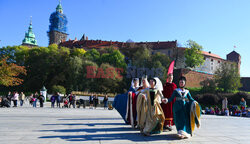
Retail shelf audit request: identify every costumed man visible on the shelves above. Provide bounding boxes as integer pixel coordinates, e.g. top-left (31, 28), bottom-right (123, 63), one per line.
top-left (126, 78), bottom-right (140, 127)
top-left (136, 75), bottom-right (150, 129)
top-left (113, 78), bottom-right (139, 124)
top-left (161, 73), bottom-right (177, 131)
top-left (164, 76), bottom-right (201, 139)
top-left (138, 77), bottom-right (166, 136)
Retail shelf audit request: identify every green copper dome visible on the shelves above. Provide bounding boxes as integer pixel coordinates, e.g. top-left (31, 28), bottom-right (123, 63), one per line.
top-left (56, 1), bottom-right (63, 13)
top-left (22, 17), bottom-right (38, 46)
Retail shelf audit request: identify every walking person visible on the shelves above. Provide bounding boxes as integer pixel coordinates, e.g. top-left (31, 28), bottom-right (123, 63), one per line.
top-left (19, 92), bottom-right (25, 107)
top-left (6, 91), bottom-right (12, 107)
top-left (32, 94), bottom-right (37, 107)
top-left (165, 76), bottom-right (201, 139)
top-left (89, 94), bottom-right (94, 109)
top-left (93, 95), bottom-right (99, 109)
top-left (103, 95), bottom-right (108, 109)
top-left (69, 94), bottom-right (76, 108)
top-left (33, 92), bottom-right (39, 107)
top-left (38, 93), bottom-right (44, 107)
top-left (13, 92), bottom-right (19, 107)
top-left (50, 94), bottom-right (56, 108)
top-left (56, 92), bottom-right (61, 108)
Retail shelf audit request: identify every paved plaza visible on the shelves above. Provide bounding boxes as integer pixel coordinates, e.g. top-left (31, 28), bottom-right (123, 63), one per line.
top-left (0, 103), bottom-right (249, 144)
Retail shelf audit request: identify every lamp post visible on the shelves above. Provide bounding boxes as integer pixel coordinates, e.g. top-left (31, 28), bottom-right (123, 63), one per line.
top-left (40, 86), bottom-right (47, 102)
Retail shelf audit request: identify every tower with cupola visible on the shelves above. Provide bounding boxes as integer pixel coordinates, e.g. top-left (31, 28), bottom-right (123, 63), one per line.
top-left (22, 16), bottom-right (38, 47)
top-left (48, 1), bottom-right (68, 45)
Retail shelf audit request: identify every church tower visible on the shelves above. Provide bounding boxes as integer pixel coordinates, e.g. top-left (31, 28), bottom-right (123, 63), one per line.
top-left (22, 17), bottom-right (38, 47)
top-left (48, 1), bottom-right (68, 45)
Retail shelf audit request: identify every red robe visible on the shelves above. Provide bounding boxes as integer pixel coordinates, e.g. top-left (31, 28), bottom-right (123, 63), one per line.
top-left (126, 87), bottom-right (143, 127)
top-left (161, 82), bottom-right (177, 126)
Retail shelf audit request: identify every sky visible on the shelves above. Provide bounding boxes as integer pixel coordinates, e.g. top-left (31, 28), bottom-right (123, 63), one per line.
top-left (0, 0), bottom-right (249, 77)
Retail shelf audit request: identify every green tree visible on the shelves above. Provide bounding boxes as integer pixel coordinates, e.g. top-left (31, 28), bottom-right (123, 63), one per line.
top-left (84, 49), bottom-right (100, 62)
top-left (215, 63), bottom-right (242, 92)
top-left (51, 85), bottom-right (66, 94)
top-left (184, 40), bottom-right (205, 68)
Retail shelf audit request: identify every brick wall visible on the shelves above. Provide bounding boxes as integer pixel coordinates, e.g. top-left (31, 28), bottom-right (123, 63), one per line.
top-left (173, 68), bottom-right (214, 88)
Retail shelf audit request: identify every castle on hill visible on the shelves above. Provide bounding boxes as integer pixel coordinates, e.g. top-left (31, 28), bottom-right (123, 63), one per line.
top-left (21, 1), bottom-right (241, 78)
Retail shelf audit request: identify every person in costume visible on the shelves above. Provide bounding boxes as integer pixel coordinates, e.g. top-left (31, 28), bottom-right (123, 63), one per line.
top-left (126, 78), bottom-right (140, 127)
top-left (161, 73), bottom-right (177, 131)
top-left (136, 76), bottom-right (150, 129)
top-left (138, 77), bottom-right (165, 136)
top-left (113, 78), bottom-right (139, 124)
top-left (165, 76), bottom-right (201, 139)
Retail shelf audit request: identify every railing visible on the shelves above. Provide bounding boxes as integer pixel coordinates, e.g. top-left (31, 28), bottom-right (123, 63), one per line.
top-left (71, 91), bottom-right (117, 97)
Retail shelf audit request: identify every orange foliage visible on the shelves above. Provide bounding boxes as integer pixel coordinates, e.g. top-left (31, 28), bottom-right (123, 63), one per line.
top-left (0, 57), bottom-right (27, 86)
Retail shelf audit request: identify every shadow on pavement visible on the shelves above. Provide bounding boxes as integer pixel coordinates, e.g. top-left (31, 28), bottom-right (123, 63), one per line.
top-left (43, 122), bottom-right (125, 126)
top-left (39, 132), bottom-right (179, 142)
top-left (39, 118), bottom-right (180, 142)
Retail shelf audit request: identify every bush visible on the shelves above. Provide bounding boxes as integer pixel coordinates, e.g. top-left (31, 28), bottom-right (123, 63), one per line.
top-left (192, 92), bottom-right (250, 108)
top-left (51, 85), bottom-right (66, 94)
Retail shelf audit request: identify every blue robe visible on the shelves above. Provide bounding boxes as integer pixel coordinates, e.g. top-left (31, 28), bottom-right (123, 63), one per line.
top-left (113, 87), bottom-right (136, 123)
top-left (168, 88), bottom-right (194, 136)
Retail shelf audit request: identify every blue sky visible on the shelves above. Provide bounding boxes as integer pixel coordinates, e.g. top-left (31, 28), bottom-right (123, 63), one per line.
top-left (0, 0), bottom-right (249, 77)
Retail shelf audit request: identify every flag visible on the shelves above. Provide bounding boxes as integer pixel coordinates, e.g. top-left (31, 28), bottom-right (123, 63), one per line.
top-left (166, 61), bottom-right (175, 82)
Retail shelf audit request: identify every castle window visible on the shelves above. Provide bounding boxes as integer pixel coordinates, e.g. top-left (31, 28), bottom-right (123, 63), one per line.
top-left (168, 50), bottom-right (171, 56)
top-left (211, 59), bottom-right (213, 62)
top-left (211, 67), bottom-right (213, 70)
top-left (218, 61), bottom-right (220, 63)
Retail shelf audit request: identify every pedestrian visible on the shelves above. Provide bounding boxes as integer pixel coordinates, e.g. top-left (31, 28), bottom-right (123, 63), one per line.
top-left (32, 94), bottom-right (37, 107)
top-left (6, 91), bottom-right (12, 107)
top-left (38, 93), bottom-right (44, 107)
top-left (103, 95), bottom-right (108, 109)
top-left (50, 93), bottom-right (56, 108)
top-left (69, 94), bottom-right (76, 108)
top-left (13, 92), bottom-right (19, 107)
top-left (93, 95), bottom-right (99, 109)
top-left (56, 92), bottom-right (61, 108)
top-left (89, 94), bottom-right (94, 109)
top-left (19, 92), bottom-right (25, 107)
top-left (33, 92), bottom-right (39, 107)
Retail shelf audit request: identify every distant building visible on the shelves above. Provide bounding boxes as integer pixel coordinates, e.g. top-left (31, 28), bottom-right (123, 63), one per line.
top-left (48, 1), bottom-right (68, 45)
top-left (60, 37), bottom-right (241, 75)
top-left (22, 17), bottom-right (37, 47)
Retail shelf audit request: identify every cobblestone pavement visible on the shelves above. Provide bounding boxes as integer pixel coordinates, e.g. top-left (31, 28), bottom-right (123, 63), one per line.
top-left (0, 103), bottom-right (249, 144)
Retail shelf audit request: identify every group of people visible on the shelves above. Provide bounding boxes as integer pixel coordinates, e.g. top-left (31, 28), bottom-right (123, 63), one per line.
top-left (0, 91), bottom-right (45, 108)
top-left (113, 73), bottom-right (201, 139)
top-left (89, 94), bottom-right (109, 109)
top-left (205, 97), bottom-right (249, 117)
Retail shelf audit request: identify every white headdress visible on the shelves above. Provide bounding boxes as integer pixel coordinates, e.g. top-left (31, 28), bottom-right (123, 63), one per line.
top-left (140, 75), bottom-right (149, 88)
top-left (153, 77), bottom-right (163, 91)
top-left (131, 78), bottom-right (139, 89)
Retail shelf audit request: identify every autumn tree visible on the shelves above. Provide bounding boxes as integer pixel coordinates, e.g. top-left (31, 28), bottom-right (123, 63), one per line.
top-left (0, 57), bottom-right (27, 86)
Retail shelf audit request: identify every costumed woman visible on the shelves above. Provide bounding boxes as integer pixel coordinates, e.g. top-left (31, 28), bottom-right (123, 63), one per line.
top-left (136, 76), bottom-right (150, 129)
top-left (126, 78), bottom-right (140, 127)
top-left (161, 73), bottom-right (177, 131)
top-left (113, 78), bottom-right (139, 124)
top-left (165, 76), bottom-right (201, 138)
top-left (138, 77), bottom-right (165, 136)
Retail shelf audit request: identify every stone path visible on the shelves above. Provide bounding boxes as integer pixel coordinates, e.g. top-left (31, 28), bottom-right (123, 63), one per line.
top-left (0, 103), bottom-right (249, 144)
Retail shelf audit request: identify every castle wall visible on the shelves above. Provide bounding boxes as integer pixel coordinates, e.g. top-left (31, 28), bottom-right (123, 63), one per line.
top-left (173, 68), bottom-right (214, 88)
